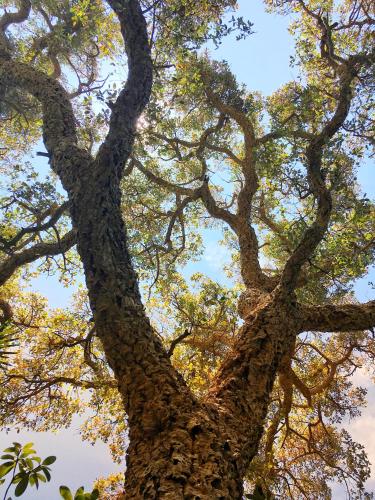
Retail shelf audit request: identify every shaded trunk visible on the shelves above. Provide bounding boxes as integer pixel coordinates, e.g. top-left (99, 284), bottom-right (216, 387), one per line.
top-left (125, 406), bottom-right (243, 498)
top-left (208, 288), bottom-right (299, 475)
top-left (67, 170), bottom-right (244, 498)
top-left (64, 162), bottom-right (298, 498)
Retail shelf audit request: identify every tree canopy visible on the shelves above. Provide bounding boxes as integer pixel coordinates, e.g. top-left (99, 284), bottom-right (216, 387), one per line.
top-left (0, 0), bottom-right (374, 498)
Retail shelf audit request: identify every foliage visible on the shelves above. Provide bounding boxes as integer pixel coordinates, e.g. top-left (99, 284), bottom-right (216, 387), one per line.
top-left (93, 473), bottom-right (124, 500)
top-left (0, 441), bottom-right (99, 500)
top-left (0, 322), bottom-right (17, 368)
top-left (0, 442), bottom-right (55, 499)
top-left (59, 485), bottom-right (99, 500)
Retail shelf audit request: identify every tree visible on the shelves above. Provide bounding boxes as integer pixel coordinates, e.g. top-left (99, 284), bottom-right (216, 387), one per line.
top-left (0, 0), bottom-right (374, 498)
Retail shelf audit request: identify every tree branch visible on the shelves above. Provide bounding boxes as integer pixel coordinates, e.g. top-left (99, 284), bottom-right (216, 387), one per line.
top-left (1, 201), bottom-right (69, 250)
top-left (133, 156), bottom-right (239, 230)
top-left (0, 229), bottom-right (76, 286)
top-left (0, 0), bottom-right (31, 57)
top-left (149, 130), bottom-right (242, 165)
top-left (0, 57), bottom-right (93, 193)
top-left (299, 300), bottom-right (375, 332)
top-left (202, 83), bottom-right (270, 289)
top-left (280, 59), bottom-right (362, 292)
top-left (167, 329), bottom-right (192, 357)
top-left (96, 0), bottom-right (153, 178)
top-left (205, 87), bottom-right (255, 143)
top-left (256, 128), bottom-right (313, 144)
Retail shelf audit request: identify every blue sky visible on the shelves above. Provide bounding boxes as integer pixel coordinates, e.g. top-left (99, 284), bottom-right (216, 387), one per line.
top-left (1, 0), bottom-right (374, 498)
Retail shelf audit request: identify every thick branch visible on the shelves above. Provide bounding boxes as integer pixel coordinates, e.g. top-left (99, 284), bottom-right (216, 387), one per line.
top-left (0, 58), bottom-right (92, 193)
top-left (0, 63), bottom-right (76, 150)
top-left (299, 300), bottom-right (375, 332)
top-left (205, 87), bottom-right (255, 143)
top-left (96, 0), bottom-right (153, 177)
top-left (0, 229), bottom-right (76, 286)
top-left (0, 0), bottom-right (31, 56)
top-left (280, 62), bottom-right (360, 291)
top-left (208, 292), bottom-right (300, 473)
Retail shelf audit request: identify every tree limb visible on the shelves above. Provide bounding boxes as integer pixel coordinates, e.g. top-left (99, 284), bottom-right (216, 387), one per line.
top-left (167, 329), bottom-right (192, 357)
top-left (1, 201), bottom-right (69, 250)
top-left (0, 0), bottom-right (31, 57)
top-left (0, 229), bottom-right (76, 286)
top-left (96, 0), bottom-right (153, 178)
top-left (299, 300), bottom-right (375, 332)
top-left (280, 59), bottom-right (362, 292)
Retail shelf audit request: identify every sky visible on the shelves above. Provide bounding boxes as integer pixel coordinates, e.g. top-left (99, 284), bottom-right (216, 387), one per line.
top-left (1, 0), bottom-right (374, 498)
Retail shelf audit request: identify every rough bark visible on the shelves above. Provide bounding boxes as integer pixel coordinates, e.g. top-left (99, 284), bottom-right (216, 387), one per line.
top-left (299, 300), bottom-right (375, 332)
top-left (208, 288), bottom-right (301, 475)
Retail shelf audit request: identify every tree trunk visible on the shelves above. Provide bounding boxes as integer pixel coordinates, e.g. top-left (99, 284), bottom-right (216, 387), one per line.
top-left (120, 291), bottom-right (298, 499)
top-left (125, 406), bottom-right (244, 499)
top-left (62, 168), bottom-right (297, 497)
top-left (64, 163), bottom-right (297, 495)
top-left (66, 169), bottom-right (243, 498)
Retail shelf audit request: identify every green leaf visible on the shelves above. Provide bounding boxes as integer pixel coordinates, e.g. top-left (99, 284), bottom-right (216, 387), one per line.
top-left (42, 467), bottom-right (51, 482)
top-left (75, 487), bottom-right (84, 495)
top-left (20, 449), bottom-right (35, 458)
top-left (14, 476), bottom-right (29, 497)
top-left (1, 454), bottom-right (15, 460)
top-left (12, 470), bottom-right (27, 484)
top-left (42, 456), bottom-right (56, 466)
top-left (59, 485), bottom-right (73, 500)
top-left (22, 443), bottom-right (34, 450)
top-left (2, 447), bottom-right (16, 453)
top-left (0, 463), bottom-right (14, 478)
top-left (1, 461), bottom-right (15, 469)
top-left (24, 458), bottom-right (34, 469)
top-left (90, 489), bottom-right (99, 499)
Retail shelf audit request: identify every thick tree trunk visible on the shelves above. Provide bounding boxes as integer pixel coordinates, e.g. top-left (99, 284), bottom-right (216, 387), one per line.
top-left (63, 164), bottom-right (297, 497)
top-left (121, 293), bottom-right (298, 499)
top-left (62, 162), bottom-right (296, 495)
top-left (125, 406), bottom-right (243, 499)
top-left (65, 168), bottom-right (242, 497)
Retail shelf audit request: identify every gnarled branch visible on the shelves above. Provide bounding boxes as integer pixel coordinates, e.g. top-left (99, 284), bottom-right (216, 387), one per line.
top-left (0, 229), bottom-right (76, 286)
top-left (96, 0), bottom-right (153, 178)
top-left (280, 59), bottom-right (362, 292)
top-left (299, 300), bottom-right (375, 332)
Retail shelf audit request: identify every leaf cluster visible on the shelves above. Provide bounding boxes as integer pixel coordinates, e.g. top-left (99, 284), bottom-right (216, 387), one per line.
top-left (0, 442), bottom-right (55, 498)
